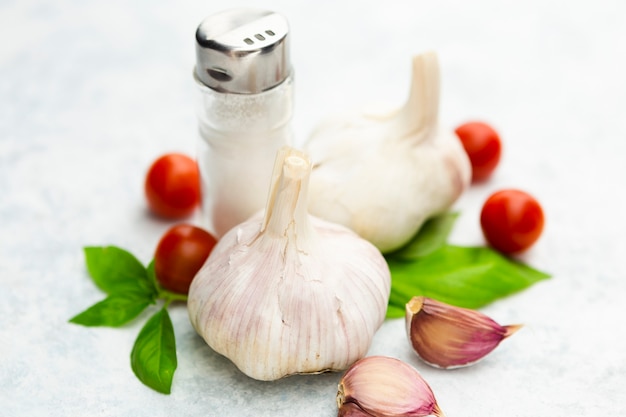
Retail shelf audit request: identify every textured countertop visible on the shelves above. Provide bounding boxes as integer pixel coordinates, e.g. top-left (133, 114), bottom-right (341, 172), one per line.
top-left (2, 0), bottom-right (626, 415)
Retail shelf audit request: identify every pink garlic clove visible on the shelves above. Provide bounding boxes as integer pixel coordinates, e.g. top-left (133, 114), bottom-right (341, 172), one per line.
top-left (337, 356), bottom-right (445, 417)
top-left (405, 296), bottom-right (522, 369)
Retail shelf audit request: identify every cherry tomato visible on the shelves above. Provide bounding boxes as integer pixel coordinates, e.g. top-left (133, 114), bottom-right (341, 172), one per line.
top-left (145, 153), bottom-right (200, 219)
top-left (455, 121), bottom-right (502, 182)
top-left (154, 224), bottom-right (217, 294)
top-left (480, 189), bottom-right (545, 254)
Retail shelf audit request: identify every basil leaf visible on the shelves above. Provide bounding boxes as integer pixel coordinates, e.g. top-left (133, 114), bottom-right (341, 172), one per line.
top-left (388, 212), bottom-right (459, 260)
top-left (69, 292), bottom-right (153, 327)
top-left (131, 308), bottom-right (177, 394)
top-left (84, 246), bottom-right (156, 296)
top-left (385, 303), bottom-right (405, 320)
top-left (386, 244), bottom-right (550, 318)
top-left (146, 259), bottom-right (157, 288)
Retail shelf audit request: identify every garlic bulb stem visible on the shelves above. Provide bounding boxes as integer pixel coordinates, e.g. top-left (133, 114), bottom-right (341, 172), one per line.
top-left (261, 148), bottom-right (314, 245)
top-left (400, 52), bottom-right (440, 139)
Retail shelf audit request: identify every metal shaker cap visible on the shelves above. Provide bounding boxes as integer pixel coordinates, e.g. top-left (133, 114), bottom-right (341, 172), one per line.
top-left (195, 8), bottom-right (291, 94)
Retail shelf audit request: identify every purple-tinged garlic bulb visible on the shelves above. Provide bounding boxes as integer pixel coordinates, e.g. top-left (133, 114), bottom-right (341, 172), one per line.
top-left (188, 147), bottom-right (390, 381)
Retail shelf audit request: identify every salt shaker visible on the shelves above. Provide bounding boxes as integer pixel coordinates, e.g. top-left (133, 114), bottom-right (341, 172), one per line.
top-left (194, 8), bottom-right (294, 237)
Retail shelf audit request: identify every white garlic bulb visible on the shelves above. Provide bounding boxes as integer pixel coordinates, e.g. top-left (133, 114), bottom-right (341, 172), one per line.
top-left (188, 147), bottom-right (391, 381)
top-left (305, 51), bottom-right (472, 253)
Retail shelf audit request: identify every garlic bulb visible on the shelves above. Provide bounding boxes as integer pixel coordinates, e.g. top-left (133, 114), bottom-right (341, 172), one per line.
top-left (337, 356), bottom-right (445, 417)
top-left (187, 147), bottom-right (391, 381)
top-left (304, 51), bottom-right (471, 253)
top-left (406, 296), bottom-right (522, 369)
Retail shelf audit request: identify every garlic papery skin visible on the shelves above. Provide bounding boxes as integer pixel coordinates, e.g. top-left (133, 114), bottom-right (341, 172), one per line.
top-left (187, 147), bottom-right (391, 381)
top-left (337, 356), bottom-right (445, 417)
top-left (406, 296), bottom-right (522, 369)
top-left (304, 51), bottom-right (471, 253)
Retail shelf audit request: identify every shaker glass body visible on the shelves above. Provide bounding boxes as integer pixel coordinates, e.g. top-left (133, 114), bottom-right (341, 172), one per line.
top-left (195, 74), bottom-right (293, 238)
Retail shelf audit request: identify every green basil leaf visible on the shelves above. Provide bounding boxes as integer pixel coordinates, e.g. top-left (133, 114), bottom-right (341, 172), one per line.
top-left (388, 212), bottom-right (459, 260)
top-left (146, 259), bottom-right (158, 291)
top-left (131, 308), bottom-right (177, 394)
top-left (84, 246), bottom-right (156, 296)
top-left (69, 292), bottom-right (153, 327)
top-left (386, 244), bottom-right (550, 318)
top-left (385, 303), bottom-right (405, 320)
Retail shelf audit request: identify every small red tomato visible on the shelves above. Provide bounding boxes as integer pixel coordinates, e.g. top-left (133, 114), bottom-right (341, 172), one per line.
top-left (455, 121), bottom-right (502, 182)
top-left (154, 224), bottom-right (217, 294)
top-left (480, 189), bottom-right (545, 254)
top-left (145, 153), bottom-right (200, 219)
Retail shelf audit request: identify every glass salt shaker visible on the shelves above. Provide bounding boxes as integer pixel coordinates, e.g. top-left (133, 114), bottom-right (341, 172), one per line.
top-left (194, 8), bottom-right (293, 238)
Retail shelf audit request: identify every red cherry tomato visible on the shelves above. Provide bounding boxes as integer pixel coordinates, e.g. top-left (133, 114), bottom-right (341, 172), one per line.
top-left (455, 121), bottom-right (502, 182)
top-left (154, 224), bottom-right (217, 294)
top-left (145, 153), bottom-right (200, 219)
top-left (480, 189), bottom-right (545, 254)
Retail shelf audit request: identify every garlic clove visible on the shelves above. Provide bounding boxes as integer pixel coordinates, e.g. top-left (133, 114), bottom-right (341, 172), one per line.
top-left (405, 296), bottom-right (522, 369)
top-left (337, 356), bottom-right (445, 417)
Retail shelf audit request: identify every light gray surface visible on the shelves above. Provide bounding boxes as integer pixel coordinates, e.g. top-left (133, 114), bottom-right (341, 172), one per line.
top-left (2, 0), bottom-right (626, 415)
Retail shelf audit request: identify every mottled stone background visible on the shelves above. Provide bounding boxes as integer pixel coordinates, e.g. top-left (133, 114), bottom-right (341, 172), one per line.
top-left (1, 0), bottom-right (625, 416)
